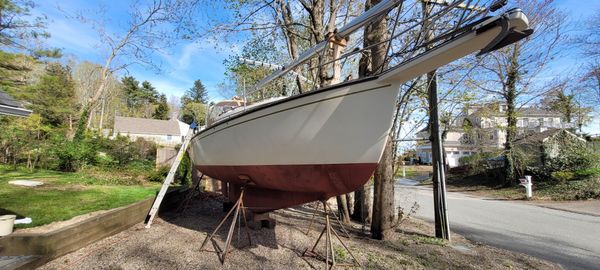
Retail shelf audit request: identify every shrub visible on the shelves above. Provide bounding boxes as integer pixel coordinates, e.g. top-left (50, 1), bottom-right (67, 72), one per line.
top-left (176, 153), bottom-right (193, 186)
top-left (123, 160), bottom-right (155, 174)
top-left (99, 135), bottom-right (157, 166)
top-left (96, 152), bottom-right (118, 167)
top-left (529, 136), bottom-right (599, 182)
top-left (458, 151), bottom-right (502, 175)
top-left (551, 171), bottom-right (575, 183)
top-left (574, 178), bottom-right (600, 200)
top-left (575, 167), bottom-right (600, 178)
top-left (146, 165), bottom-right (169, 182)
top-left (51, 136), bottom-right (98, 172)
top-left (543, 150), bottom-right (598, 174)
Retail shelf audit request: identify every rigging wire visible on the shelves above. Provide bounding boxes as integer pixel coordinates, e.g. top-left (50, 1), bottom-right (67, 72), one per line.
top-left (248, 0), bottom-right (499, 101)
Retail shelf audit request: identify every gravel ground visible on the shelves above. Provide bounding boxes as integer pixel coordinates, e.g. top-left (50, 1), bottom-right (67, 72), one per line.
top-left (39, 193), bottom-right (561, 270)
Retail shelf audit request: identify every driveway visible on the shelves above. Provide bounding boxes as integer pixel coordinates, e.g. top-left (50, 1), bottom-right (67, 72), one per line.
top-left (395, 181), bottom-right (600, 270)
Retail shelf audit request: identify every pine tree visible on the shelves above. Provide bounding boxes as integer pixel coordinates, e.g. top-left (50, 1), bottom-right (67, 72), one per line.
top-left (152, 94), bottom-right (170, 120)
top-left (180, 79), bottom-right (208, 124)
top-left (181, 79), bottom-right (208, 105)
top-left (122, 76), bottom-right (140, 110)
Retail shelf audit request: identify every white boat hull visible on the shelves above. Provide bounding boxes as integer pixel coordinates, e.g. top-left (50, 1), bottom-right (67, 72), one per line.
top-left (189, 79), bottom-right (400, 210)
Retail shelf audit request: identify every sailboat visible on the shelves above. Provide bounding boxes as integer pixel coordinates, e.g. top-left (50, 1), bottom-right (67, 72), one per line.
top-left (188, 0), bottom-right (532, 212)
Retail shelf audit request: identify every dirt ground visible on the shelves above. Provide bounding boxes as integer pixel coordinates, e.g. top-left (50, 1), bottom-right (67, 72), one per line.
top-left (39, 194), bottom-right (561, 270)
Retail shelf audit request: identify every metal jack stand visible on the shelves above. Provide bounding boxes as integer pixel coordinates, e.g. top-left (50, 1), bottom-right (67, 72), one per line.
top-left (200, 187), bottom-right (252, 264)
top-left (305, 201), bottom-right (351, 239)
top-left (303, 201), bottom-right (361, 269)
top-left (305, 201), bottom-right (321, 235)
top-left (176, 173), bottom-right (204, 213)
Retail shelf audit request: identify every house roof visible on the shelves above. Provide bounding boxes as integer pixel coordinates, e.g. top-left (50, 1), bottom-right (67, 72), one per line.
top-left (0, 90), bottom-right (32, 117)
top-left (516, 107), bottom-right (562, 117)
top-left (471, 106), bottom-right (561, 117)
top-left (513, 128), bottom-right (581, 144)
top-left (114, 116), bottom-right (182, 136)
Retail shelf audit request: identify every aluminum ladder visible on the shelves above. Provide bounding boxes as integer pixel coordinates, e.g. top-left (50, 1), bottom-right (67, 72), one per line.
top-left (144, 122), bottom-right (197, 228)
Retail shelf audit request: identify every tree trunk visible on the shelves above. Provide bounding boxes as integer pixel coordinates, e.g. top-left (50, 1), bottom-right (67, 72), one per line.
top-left (352, 0), bottom-right (389, 230)
top-left (360, 0), bottom-right (395, 240)
top-left (87, 106), bottom-right (96, 129)
top-left (504, 44), bottom-right (520, 185)
top-left (345, 192), bottom-right (354, 215)
top-left (279, 0), bottom-right (304, 93)
top-left (371, 133), bottom-right (396, 240)
top-left (352, 186), bottom-right (372, 223)
top-left (336, 195), bottom-right (351, 224)
top-left (301, 0), bottom-right (340, 88)
top-left (99, 97), bottom-right (106, 131)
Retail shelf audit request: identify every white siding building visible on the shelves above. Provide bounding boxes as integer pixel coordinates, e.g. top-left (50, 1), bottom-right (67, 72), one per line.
top-left (416, 103), bottom-right (565, 167)
top-left (113, 116), bottom-right (190, 146)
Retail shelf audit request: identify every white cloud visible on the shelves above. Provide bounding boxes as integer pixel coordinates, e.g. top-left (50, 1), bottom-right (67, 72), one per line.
top-left (177, 43), bottom-right (202, 69)
top-left (46, 18), bottom-right (100, 56)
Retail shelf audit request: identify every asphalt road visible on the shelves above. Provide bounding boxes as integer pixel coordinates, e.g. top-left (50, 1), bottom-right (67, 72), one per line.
top-left (395, 180), bottom-right (600, 270)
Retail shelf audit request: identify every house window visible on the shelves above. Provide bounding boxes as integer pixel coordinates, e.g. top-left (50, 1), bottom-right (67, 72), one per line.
top-left (462, 151), bottom-right (470, 155)
top-left (523, 118), bottom-right (529, 127)
top-left (539, 118), bottom-right (544, 127)
top-left (167, 135), bottom-right (172, 141)
top-left (453, 151), bottom-right (460, 155)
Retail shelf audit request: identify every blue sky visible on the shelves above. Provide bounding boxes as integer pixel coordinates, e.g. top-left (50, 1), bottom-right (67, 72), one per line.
top-left (35, 0), bottom-right (238, 102)
top-left (34, 0), bottom-right (600, 132)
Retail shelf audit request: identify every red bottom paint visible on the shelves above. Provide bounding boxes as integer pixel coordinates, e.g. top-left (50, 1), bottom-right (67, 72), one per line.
top-left (196, 163), bottom-right (378, 212)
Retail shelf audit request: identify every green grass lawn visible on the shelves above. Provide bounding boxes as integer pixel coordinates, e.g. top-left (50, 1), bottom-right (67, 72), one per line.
top-left (0, 165), bottom-right (160, 228)
top-left (394, 165), bottom-right (433, 179)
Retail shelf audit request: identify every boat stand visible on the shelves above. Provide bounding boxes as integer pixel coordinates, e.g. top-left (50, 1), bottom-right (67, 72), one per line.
top-left (200, 186), bottom-right (252, 264)
top-left (303, 201), bottom-right (361, 269)
top-left (305, 201), bottom-right (321, 235)
top-left (305, 201), bottom-right (351, 239)
top-left (176, 173), bottom-right (204, 213)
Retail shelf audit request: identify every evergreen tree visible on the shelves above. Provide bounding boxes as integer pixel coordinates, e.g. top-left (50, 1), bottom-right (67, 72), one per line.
top-left (0, 0), bottom-right (49, 49)
top-left (180, 79), bottom-right (208, 124)
top-left (122, 76), bottom-right (141, 110)
top-left (181, 79), bottom-right (208, 105)
top-left (22, 63), bottom-right (75, 127)
top-left (121, 77), bottom-right (161, 118)
top-left (141, 80), bottom-right (159, 103)
top-left (152, 94), bottom-right (170, 120)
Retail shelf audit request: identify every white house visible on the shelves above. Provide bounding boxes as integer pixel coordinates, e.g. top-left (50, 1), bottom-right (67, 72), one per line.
top-left (113, 116), bottom-right (190, 146)
top-left (416, 103), bottom-right (565, 167)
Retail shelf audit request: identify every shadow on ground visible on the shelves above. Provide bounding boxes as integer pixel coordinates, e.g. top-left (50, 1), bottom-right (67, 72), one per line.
top-left (0, 208), bottom-right (24, 219)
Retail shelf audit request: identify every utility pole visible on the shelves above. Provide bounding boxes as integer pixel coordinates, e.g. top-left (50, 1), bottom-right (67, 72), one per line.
top-left (422, 1), bottom-right (451, 241)
top-left (420, 0), bottom-right (493, 242)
